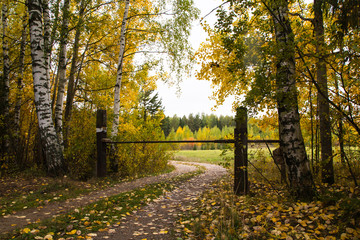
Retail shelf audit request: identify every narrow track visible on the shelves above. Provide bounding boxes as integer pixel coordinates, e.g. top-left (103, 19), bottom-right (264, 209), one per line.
top-left (0, 161), bottom-right (198, 234)
top-left (93, 162), bottom-right (227, 240)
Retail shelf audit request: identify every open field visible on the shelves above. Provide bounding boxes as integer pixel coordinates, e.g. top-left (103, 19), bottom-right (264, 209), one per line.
top-left (173, 148), bottom-right (279, 178)
top-left (173, 150), bottom-right (233, 165)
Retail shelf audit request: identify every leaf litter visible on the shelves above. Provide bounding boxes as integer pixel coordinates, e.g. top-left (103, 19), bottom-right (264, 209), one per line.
top-left (176, 175), bottom-right (360, 240)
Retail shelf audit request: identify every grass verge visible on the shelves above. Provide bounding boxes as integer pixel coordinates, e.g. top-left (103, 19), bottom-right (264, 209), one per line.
top-left (1, 168), bottom-right (204, 240)
top-left (0, 164), bottom-right (175, 217)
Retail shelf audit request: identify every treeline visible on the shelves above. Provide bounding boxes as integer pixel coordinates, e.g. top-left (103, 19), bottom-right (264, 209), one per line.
top-left (161, 114), bottom-right (235, 137)
top-left (160, 114), bottom-right (278, 150)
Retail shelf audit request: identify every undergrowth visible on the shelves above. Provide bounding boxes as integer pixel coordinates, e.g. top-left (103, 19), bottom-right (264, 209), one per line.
top-left (176, 175), bottom-right (360, 240)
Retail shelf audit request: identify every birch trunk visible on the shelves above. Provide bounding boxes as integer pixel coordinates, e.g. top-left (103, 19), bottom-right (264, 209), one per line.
top-left (111, 0), bottom-right (130, 137)
top-left (50, 0), bottom-right (62, 110)
top-left (42, 0), bottom-right (52, 103)
top-left (64, 0), bottom-right (87, 147)
top-left (314, 0), bottom-right (334, 185)
top-left (271, 0), bottom-right (314, 199)
top-left (54, 0), bottom-right (70, 146)
top-left (1, 1), bottom-right (10, 116)
top-left (28, 0), bottom-right (64, 176)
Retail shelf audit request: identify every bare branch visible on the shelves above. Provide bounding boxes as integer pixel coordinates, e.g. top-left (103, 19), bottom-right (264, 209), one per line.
top-left (123, 50), bottom-right (167, 59)
top-left (200, 1), bottom-right (231, 23)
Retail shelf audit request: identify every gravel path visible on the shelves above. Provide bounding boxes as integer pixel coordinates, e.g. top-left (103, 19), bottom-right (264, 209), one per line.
top-left (0, 161), bottom-right (197, 234)
top-left (93, 162), bottom-right (227, 240)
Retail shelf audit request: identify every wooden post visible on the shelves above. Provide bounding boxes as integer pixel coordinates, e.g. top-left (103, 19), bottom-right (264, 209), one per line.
top-left (234, 107), bottom-right (249, 195)
top-left (96, 109), bottom-right (107, 177)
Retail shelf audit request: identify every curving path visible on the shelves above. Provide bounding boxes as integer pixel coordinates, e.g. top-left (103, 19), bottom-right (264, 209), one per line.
top-left (0, 161), bottom-right (198, 234)
top-left (93, 162), bottom-right (227, 239)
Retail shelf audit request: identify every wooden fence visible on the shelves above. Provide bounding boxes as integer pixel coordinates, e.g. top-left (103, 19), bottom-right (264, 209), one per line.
top-left (96, 107), bottom-right (279, 195)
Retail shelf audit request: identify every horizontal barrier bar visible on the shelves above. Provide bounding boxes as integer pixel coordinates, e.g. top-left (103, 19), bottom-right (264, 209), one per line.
top-left (248, 140), bottom-right (280, 144)
top-left (102, 138), bottom-right (280, 144)
top-left (103, 139), bottom-right (235, 144)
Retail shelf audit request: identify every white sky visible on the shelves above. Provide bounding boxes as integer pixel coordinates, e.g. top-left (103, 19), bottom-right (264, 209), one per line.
top-left (156, 0), bottom-right (236, 117)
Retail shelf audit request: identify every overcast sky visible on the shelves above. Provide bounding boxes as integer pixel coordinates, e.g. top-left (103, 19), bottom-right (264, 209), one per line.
top-left (156, 0), bottom-right (236, 117)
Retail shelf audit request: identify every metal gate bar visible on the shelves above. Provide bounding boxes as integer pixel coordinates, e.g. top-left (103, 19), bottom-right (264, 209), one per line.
top-left (96, 108), bottom-right (280, 196)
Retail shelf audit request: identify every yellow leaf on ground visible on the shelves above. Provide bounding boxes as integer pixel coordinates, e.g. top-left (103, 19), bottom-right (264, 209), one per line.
top-left (66, 229), bottom-right (77, 235)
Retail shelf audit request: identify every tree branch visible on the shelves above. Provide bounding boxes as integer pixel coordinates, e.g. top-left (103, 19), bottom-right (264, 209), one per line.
top-left (200, 1), bottom-right (230, 22)
top-left (123, 50), bottom-right (167, 59)
top-left (289, 12), bottom-right (314, 23)
top-left (296, 45), bottom-right (360, 136)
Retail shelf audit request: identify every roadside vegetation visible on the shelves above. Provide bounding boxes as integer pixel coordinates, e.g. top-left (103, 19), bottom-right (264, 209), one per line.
top-left (175, 150), bottom-right (360, 240)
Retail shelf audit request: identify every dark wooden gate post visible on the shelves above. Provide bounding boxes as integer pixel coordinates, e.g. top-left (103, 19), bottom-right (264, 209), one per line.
top-left (96, 109), bottom-right (107, 177)
top-left (234, 107), bottom-right (249, 195)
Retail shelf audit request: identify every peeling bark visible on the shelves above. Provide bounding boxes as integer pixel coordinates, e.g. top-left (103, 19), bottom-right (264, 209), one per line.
top-left (42, 0), bottom-right (52, 102)
top-left (28, 0), bottom-right (65, 176)
top-left (271, 0), bottom-right (314, 199)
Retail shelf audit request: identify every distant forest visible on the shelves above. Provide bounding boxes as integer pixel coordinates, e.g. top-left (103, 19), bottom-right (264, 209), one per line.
top-left (160, 114), bottom-right (278, 150)
top-left (161, 114), bottom-right (235, 137)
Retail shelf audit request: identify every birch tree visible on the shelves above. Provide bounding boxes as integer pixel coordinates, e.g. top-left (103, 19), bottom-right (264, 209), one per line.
top-left (110, 0), bottom-right (199, 137)
top-left (268, 0), bottom-right (314, 199)
top-left (111, 0), bottom-right (130, 137)
top-left (28, 0), bottom-right (65, 175)
top-left (197, 0), bottom-right (315, 199)
top-left (54, 0), bottom-right (71, 145)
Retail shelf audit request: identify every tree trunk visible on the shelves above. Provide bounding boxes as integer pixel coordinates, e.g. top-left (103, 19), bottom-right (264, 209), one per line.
top-left (64, 0), bottom-right (87, 148)
top-left (1, 1), bottom-right (10, 116)
top-left (54, 0), bottom-right (70, 146)
top-left (111, 0), bottom-right (130, 137)
top-left (42, 0), bottom-right (52, 103)
top-left (14, 12), bottom-right (28, 166)
top-left (334, 76), bottom-right (345, 164)
top-left (271, 0), bottom-right (315, 199)
top-left (309, 83), bottom-right (315, 172)
top-left (50, 0), bottom-right (62, 110)
top-left (314, 0), bottom-right (334, 185)
top-left (28, 0), bottom-right (65, 176)
top-left (1, 1), bottom-right (10, 159)
top-left (15, 13), bottom-right (27, 137)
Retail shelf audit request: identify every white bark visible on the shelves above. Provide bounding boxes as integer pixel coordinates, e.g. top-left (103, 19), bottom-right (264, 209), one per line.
top-left (28, 0), bottom-right (64, 175)
top-left (55, 0), bottom-right (70, 146)
top-left (271, 0), bottom-right (314, 199)
top-left (111, 0), bottom-right (130, 137)
top-left (42, 0), bottom-right (52, 103)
